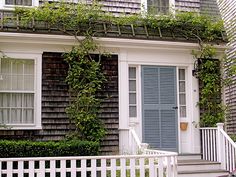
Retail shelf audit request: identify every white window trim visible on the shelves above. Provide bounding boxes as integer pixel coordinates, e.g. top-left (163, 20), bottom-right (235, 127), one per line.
top-left (141, 0), bottom-right (175, 14)
top-left (128, 65), bottom-right (141, 124)
top-left (3, 0), bottom-right (38, 10)
top-left (0, 52), bottom-right (42, 130)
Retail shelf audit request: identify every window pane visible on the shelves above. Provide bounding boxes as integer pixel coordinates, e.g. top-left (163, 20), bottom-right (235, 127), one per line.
top-left (22, 0), bottom-right (32, 6)
top-left (179, 81), bottom-right (185, 92)
top-left (5, 0), bottom-right (32, 6)
top-left (0, 108), bottom-right (10, 124)
top-left (11, 108), bottom-right (22, 123)
top-left (179, 69), bottom-right (185, 80)
top-left (11, 93), bottom-right (23, 107)
top-left (12, 61), bottom-right (23, 75)
top-left (5, 0), bottom-right (14, 5)
top-left (129, 106), bottom-right (137, 117)
top-left (0, 93), bottom-right (11, 107)
top-left (24, 61), bottom-right (34, 75)
top-left (24, 94), bottom-right (34, 107)
top-left (23, 109), bottom-right (34, 123)
top-left (179, 93), bottom-right (186, 105)
top-left (0, 75), bottom-right (11, 90)
top-left (12, 75), bottom-right (23, 90)
top-left (129, 67), bottom-right (136, 79)
top-left (180, 106), bottom-right (186, 118)
top-left (1, 59), bottom-right (11, 74)
top-left (129, 93), bottom-right (136, 105)
top-left (129, 80), bottom-right (136, 91)
top-left (24, 75), bottom-right (34, 91)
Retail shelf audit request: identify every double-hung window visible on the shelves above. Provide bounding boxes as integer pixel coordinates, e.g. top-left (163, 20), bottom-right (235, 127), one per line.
top-left (148, 0), bottom-right (169, 14)
top-left (5, 0), bottom-right (32, 6)
top-left (0, 56), bottom-right (40, 128)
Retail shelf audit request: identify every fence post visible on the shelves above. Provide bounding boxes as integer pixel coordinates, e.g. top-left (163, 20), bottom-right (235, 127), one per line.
top-left (217, 123), bottom-right (224, 168)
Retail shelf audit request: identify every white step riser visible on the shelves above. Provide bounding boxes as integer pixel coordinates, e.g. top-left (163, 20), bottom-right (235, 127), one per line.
top-left (178, 172), bottom-right (228, 177)
top-left (178, 155), bottom-right (202, 161)
top-left (178, 163), bottom-right (221, 171)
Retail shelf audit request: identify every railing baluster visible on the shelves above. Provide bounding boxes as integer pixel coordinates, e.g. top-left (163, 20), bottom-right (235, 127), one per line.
top-left (222, 135), bottom-right (226, 170)
top-left (233, 148), bottom-right (236, 172)
top-left (101, 159), bottom-right (106, 177)
top-left (91, 159), bottom-right (96, 177)
top-left (61, 160), bottom-right (66, 177)
top-left (139, 158), bottom-right (145, 177)
top-left (50, 160), bottom-right (56, 177)
top-left (111, 159), bottom-right (116, 177)
top-left (149, 158), bottom-right (155, 177)
top-left (71, 160), bottom-right (76, 177)
top-left (229, 143), bottom-right (232, 172)
top-left (158, 157), bottom-right (164, 177)
top-left (213, 129), bottom-right (216, 161)
top-left (81, 159), bottom-right (86, 177)
top-left (28, 160), bottom-right (34, 177)
top-left (210, 129), bottom-right (213, 161)
top-left (7, 161), bottom-right (13, 177)
top-left (18, 161), bottom-right (24, 177)
top-left (39, 160), bottom-right (45, 177)
top-left (202, 129), bottom-right (205, 160)
top-left (130, 158), bottom-right (135, 177)
top-left (120, 158), bottom-right (126, 177)
top-left (166, 157), bottom-right (171, 177)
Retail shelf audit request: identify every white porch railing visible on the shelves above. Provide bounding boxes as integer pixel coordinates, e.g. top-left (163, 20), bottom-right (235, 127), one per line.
top-left (200, 123), bottom-right (236, 172)
top-left (128, 128), bottom-right (178, 176)
top-left (0, 154), bottom-right (177, 177)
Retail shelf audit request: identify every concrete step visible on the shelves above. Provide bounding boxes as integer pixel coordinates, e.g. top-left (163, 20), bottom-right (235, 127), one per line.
top-left (177, 153), bottom-right (202, 161)
top-left (177, 158), bottom-right (229, 177)
top-left (178, 159), bottom-right (221, 171)
top-left (178, 169), bottom-right (229, 177)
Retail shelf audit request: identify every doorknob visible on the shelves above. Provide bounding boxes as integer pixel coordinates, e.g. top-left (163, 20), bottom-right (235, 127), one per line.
top-left (172, 106), bottom-right (178, 109)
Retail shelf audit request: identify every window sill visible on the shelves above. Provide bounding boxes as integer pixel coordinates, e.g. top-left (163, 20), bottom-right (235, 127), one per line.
top-left (3, 5), bottom-right (34, 10)
top-left (0, 125), bottom-right (42, 130)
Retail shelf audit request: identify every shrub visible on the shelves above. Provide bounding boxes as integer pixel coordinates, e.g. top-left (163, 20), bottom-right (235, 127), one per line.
top-left (0, 140), bottom-right (100, 158)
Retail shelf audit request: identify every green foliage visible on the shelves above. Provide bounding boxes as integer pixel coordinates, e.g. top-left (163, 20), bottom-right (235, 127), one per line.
top-left (15, 2), bottom-right (225, 42)
top-left (13, 2), bottom-right (230, 133)
top-left (64, 38), bottom-right (106, 142)
top-left (0, 140), bottom-right (100, 158)
top-left (195, 45), bottom-right (225, 127)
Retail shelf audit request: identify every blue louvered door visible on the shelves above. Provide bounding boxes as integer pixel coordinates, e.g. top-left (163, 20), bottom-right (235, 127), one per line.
top-left (142, 66), bottom-right (178, 152)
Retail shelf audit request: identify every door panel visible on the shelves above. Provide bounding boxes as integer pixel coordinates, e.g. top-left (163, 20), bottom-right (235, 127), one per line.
top-left (142, 66), bottom-right (178, 152)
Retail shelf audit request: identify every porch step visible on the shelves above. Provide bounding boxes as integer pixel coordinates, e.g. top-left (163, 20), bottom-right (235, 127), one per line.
top-left (177, 153), bottom-right (202, 160)
top-left (177, 159), bottom-right (229, 177)
top-left (178, 159), bottom-right (221, 171)
top-left (178, 169), bottom-right (229, 177)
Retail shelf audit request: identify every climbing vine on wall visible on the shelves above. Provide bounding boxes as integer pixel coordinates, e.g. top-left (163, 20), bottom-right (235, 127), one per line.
top-left (193, 45), bottom-right (225, 127)
top-left (64, 38), bottom-right (106, 142)
top-left (14, 1), bottom-right (229, 135)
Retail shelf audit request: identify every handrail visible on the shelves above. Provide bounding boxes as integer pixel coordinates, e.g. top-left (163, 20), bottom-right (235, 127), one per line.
top-left (201, 123), bottom-right (236, 172)
top-left (129, 128), bottom-right (142, 149)
top-left (220, 129), bottom-right (236, 149)
top-left (129, 127), bottom-right (177, 156)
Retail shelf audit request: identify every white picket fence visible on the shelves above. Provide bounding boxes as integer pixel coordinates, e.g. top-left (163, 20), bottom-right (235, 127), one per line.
top-left (200, 123), bottom-right (236, 172)
top-left (0, 153), bottom-right (177, 177)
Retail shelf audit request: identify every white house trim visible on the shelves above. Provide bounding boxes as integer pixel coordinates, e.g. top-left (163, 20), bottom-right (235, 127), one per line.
top-left (0, 52), bottom-right (42, 130)
top-left (0, 32), bottom-right (227, 52)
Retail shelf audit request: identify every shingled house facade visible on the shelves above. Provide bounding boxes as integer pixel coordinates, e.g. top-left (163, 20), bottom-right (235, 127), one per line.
top-left (0, 0), bottom-right (226, 154)
top-left (217, 0), bottom-right (236, 136)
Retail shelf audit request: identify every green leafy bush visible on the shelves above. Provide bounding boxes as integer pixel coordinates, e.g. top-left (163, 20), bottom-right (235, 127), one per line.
top-left (0, 140), bottom-right (100, 158)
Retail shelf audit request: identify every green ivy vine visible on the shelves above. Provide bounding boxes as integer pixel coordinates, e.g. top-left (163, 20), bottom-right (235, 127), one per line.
top-left (193, 45), bottom-right (225, 127)
top-left (13, 1), bottom-right (231, 135)
top-left (64, 38), bottom-right (106, 142)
